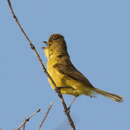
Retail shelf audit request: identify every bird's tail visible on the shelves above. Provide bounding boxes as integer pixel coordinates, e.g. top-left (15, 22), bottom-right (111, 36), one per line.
top-left (93, 88), bottom-right (123, 102)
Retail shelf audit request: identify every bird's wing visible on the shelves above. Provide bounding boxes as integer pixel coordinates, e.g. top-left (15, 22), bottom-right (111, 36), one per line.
top-left (53, 59), bottom-right (94, 88)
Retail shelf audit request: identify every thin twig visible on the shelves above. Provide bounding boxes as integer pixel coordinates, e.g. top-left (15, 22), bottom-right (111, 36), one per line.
top-left (16, 108), bottom-right (41, 130)
top-left (38, 102), bottom-right (54, 130)
top-left (7, 0), bottom-right (76, 130)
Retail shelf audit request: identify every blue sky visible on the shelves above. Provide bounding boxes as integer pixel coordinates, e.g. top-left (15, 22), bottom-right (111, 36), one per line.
top-left (0, 0), bottom-right (130, 130)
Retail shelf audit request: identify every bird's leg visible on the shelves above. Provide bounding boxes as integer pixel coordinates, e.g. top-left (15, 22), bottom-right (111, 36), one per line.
top-left (54, 86), bottom-right (78, 111)
top-left (67, 96), bottom-right (78, 110)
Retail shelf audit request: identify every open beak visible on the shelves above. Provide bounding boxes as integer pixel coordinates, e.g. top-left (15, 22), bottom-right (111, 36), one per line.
top-left (43, 41), bottom-right (48, 44)
top-left (42, 41), bottom-right (48, 49)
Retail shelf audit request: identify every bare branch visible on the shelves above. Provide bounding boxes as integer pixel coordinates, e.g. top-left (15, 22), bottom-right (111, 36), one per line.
top-left (7, 0), bottom-right (76, 130)
top-left (16, 108), bottom-right (41, 130)
top-left (38, 102), bottom-right (54, 130)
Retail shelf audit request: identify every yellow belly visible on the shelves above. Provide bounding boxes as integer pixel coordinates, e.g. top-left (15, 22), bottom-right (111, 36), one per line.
top-left (47, 57), bottom-right (93, 96)
top-left (47, 65), bottom-right (93, 96)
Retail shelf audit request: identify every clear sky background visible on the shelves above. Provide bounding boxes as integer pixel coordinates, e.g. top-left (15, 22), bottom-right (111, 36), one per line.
top-left (0, 0), bottom-right (130, 130)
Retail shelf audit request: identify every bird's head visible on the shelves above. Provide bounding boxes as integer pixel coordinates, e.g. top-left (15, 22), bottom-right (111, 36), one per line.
top-left (42, 33), bottom-right (67, 59)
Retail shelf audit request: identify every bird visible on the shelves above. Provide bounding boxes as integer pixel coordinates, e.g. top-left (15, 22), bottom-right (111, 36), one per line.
top-left (42, 33), bottom-right (123, 103)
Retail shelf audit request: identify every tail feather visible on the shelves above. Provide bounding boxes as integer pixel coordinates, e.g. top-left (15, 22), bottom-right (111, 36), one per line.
top-left (93, 88), bottom-right (123, 103)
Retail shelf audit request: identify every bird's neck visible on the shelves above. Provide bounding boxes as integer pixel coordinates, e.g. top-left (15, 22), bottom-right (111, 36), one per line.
top-left (48, 43), bottom-right (69, 60)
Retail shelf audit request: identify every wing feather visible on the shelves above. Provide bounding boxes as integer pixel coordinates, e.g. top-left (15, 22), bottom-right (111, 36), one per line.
top-left (53, 59), bottom-right (94, 88)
